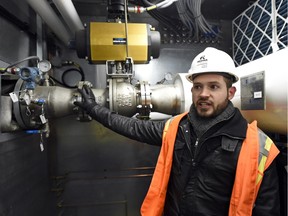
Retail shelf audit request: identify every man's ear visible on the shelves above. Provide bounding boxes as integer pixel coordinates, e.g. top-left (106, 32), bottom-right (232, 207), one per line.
top-left (228, 86), bottom-right (236, 100)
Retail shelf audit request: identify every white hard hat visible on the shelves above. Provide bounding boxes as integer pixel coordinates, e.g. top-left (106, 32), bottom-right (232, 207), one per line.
top-left (186, 47), bottom-right (239, 83)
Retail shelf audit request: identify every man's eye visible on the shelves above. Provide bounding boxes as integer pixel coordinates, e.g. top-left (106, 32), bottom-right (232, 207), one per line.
top-left (210, 85), bottom-right (219, 90)
top-left (193, 85), bottom-right (201, 90)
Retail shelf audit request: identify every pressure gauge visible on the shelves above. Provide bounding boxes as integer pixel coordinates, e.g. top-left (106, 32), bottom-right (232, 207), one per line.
top-left (37, 60), bottom-right (51, 73)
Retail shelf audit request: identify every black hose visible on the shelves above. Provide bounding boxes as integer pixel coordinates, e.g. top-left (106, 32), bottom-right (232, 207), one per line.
top-left (61, 67), bottom-right (85, 88)
top-left (50, 61), bottom-right (85, 88)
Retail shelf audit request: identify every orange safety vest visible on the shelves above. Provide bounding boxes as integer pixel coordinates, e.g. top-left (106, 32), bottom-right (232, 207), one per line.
top-left (140, 113), bottom-right (279, 216)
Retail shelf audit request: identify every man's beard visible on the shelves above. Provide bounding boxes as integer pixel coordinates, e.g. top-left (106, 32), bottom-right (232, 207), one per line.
top-left (194, 98), bottom-right (229, 118)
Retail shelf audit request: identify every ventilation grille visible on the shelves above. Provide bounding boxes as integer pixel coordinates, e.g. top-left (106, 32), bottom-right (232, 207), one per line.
top-left (232, 0), bottom-right (288, 66)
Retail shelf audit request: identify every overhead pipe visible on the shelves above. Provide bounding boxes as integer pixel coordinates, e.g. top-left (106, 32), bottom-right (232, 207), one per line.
top-left (52, 0), bottom-right (84, 34)
top-left (26, 0), bottom-right (72, 46)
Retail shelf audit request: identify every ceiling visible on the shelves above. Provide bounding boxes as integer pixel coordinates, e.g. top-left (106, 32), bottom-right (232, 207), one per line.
top-left (0, 0), bottom-right (256, 52)
top-left (0, 0), bottom-right (254, 38)
top-left (201, 0), bottom-right (254, 20)
top-left (0, 0), bottom-right (255, 24)
top-left (71, 0), bottom-right (254, 20)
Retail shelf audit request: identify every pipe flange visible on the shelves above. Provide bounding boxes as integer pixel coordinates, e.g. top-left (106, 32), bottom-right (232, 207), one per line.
top-left (136, 81), bottom-right (152, 119)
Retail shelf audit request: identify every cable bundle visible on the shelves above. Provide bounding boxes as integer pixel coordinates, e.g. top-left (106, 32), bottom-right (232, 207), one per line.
top-left (131, 0), bottom-right (218, 39)
top-left (176, 0), bottom-right (218, 39)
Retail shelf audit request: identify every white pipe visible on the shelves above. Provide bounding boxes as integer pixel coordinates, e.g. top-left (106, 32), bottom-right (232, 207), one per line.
top-left (52, 0), bottom-right (84, 34)
top-left (26, 0), bottom-right (72, 46)
top-left (232, 47), bottom-right (288, 134)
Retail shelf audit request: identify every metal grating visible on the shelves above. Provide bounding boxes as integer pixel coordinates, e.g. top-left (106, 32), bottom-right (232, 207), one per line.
top-left (232, 0), bottom-right (288, 66)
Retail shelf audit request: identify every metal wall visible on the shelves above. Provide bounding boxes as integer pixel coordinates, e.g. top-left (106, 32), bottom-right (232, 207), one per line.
top-left (1, 1), bottom-right (286, 215)
top-left (0, 132), bottom-right (55, 215)
top-left (48, 116), bottom-right (159, 215)
top-left (0, 4), bottom-right (56, 215)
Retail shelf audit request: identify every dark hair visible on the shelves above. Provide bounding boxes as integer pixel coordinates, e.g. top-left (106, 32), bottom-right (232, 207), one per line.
top-left (223, 76), bottom-right (233, 88)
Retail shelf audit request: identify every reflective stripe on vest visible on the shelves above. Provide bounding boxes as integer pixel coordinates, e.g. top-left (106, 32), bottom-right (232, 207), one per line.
top-left (256, 129), bottom-right (274, 185)
top-left (229, 121), bottom-right (279, 216)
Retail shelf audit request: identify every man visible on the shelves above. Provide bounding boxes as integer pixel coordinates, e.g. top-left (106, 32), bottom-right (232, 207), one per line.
top-left (75, 47), bottom-right (280, 216)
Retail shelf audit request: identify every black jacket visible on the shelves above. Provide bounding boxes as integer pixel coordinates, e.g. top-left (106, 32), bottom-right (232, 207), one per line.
top-left (87, 105), bottom-right (280, 216)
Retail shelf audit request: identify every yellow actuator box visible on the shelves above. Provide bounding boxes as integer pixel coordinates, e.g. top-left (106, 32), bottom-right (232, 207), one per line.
top-left (76, 22), bottom-right (160, 64)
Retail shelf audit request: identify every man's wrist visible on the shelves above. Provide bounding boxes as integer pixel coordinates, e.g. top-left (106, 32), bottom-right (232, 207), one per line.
top-left (86, 102), bottom-right (98, 114)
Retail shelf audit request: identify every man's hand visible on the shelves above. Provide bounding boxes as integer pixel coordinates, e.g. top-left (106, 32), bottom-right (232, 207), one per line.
top-left (74, 85), bottom-right (97, 112)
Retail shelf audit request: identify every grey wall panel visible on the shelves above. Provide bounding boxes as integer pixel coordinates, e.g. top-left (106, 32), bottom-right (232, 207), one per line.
top-left (48, 116), bottom-right (160, 216)
top-left (59, 173), bottom-right (152, 216)
top-left (0, 18), bottom-right (31, 65)
top-left (0, 133), bottom-right (56, 216)
top-left (0, 9), bottom-right (55, 215)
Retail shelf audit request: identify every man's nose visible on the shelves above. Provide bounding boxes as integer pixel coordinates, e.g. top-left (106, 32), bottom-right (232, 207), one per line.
top-left (199, 87), bottom-right (210, 97)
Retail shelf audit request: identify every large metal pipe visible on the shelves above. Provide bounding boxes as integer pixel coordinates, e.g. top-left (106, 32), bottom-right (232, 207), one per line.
top-left (106, 73), bottom-right (191, 117)
top-left (232, 47), bottom-right (288, 135)
top-left (43, 73), bottom-right (190, 118)
top-left (150, 73), bottom-right (192, 115)
top-left (3, 74), bottom-right (191, 131)
top-left (26, 0), bottom-right (72, 46)
top-left (52, 0), bottom-right (84, 34)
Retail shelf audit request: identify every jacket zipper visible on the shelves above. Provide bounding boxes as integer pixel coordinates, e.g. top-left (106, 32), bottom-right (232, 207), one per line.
top-left (180, 125), bottom-right (193, 159)
top-left (180, 124), bottom-right (201, 162)
top-left (193, 138), bottom-right (199, 161)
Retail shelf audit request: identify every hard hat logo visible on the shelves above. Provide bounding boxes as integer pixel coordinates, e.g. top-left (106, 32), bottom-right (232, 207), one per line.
top-left (196, 55), bottom-right (208, 69)
top-left (186, 47), bottom-right (239, 84)
top-left (199, 56), bottom-right (207, 62)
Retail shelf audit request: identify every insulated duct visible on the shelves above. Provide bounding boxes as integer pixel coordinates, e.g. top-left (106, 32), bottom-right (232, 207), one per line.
top-left (52, 0), bottom-right (84, 33)
top-left (26, 0), bottom-right (73, 46)
top-left (232, 47), bottom-right (288, 135)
